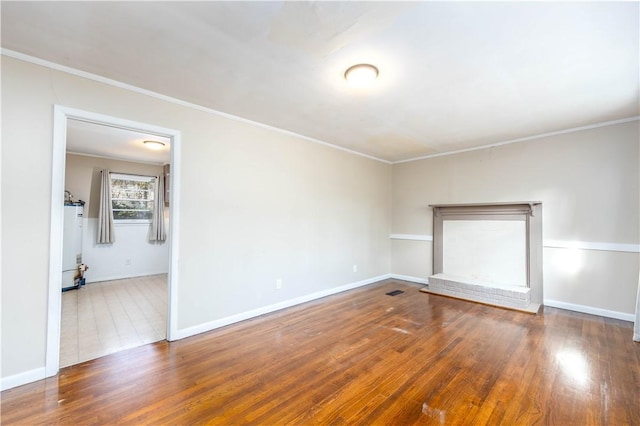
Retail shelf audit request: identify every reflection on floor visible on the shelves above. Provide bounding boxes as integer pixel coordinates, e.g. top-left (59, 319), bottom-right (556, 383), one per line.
top-left (60, 274), bottom-right (167, 368)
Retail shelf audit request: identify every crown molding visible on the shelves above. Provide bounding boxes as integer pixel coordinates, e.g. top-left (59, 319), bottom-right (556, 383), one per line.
top-left (393, 116), bottom-right (640, 164)
top-left (1, 49), bottom-right (391, 165)
top-left (3, 49), bottom-right (637, 166)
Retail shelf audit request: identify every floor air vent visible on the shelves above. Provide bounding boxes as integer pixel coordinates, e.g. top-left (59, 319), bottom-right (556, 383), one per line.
top-left (385, 290), bottom-right (404, 296)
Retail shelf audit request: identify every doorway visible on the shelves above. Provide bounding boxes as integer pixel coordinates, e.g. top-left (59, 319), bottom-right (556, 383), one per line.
top-left (46, 106), bottom-right (180, 377)
top-left (61, 120), bottom-right (171, 366)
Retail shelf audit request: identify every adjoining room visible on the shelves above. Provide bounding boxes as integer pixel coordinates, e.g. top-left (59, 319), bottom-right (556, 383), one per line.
top-left (60, 120), bottom-right (171, 366)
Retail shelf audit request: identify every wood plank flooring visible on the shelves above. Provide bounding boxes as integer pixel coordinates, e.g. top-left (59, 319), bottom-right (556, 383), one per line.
top-left (2, 279), bottom-right (639, 425)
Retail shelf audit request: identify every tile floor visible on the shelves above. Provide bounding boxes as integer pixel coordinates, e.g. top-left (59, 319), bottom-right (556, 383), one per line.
top-left (60, 274), bottom-right (167, 368)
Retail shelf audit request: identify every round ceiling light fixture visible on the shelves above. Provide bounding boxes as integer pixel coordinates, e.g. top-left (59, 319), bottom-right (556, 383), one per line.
top-left (344, 64), bottom-right (379, 88)
top-left (143, 140), bottom-right (166, 150)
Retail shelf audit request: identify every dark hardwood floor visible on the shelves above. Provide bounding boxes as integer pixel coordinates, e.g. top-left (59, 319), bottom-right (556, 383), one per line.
top-left (2, 280), bottom-right (639, 425)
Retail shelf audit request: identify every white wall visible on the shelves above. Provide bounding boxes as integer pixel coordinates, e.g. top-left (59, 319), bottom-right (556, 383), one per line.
top-left (65, 154), bottom-right (169, 282)
top-left (1, 56), bottom-right (391, 384)
top-left (82, 220), bottom-right (169, 282)
top-left (391, 120), bottom-right (640, 317)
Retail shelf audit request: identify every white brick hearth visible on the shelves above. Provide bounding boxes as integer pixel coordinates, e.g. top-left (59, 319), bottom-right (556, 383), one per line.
top-left (428, 203), bottom-right (544, 311)
top-left (423, 273), bottom-right (540, 313)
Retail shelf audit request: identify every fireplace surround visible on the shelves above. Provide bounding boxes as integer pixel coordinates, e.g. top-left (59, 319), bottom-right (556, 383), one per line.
top-left (425, 202), bottom-right (543, 313)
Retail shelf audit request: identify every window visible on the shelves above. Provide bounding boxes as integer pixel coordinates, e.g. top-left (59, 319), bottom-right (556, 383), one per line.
top-left (110, 173), bottom-right (155, 222)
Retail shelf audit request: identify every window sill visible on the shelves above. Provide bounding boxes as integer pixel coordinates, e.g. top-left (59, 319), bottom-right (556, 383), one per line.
top-left (114, 220), bottom-right (152, 225)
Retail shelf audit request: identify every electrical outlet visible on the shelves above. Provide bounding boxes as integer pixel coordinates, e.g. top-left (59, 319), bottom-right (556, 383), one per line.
top-left (276, 279), bottom-right (282, 289)
top-left (353, 264), bottom-right (358, 273)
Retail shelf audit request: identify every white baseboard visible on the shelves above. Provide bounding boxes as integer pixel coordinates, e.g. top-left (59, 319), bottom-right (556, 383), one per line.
top-left (390, 234), bottom-right (433, 242)
top-left (544, 299), bottom-right (635, 322)
top-left (1, 367), bottom-right (46, 391)
top-left (85, 270), bottom-right (168, 284)
top-left (172, 274), bottom-right (392, 341)
top-left (389, 274), bottom-right (428, 284)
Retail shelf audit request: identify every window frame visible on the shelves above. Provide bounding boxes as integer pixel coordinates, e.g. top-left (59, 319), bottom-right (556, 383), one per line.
top-left (110, 173), bottom-right (156, 224)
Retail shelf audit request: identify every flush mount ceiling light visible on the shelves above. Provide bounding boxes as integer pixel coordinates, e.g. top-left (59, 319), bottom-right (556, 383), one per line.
top-left (344, 64), bottom-right (379, 88)
top-left (143, 140), bottom-right (165, 150)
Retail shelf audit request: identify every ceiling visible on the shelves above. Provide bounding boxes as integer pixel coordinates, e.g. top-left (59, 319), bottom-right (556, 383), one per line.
top-left (67, 119), bottom-right (171, 165)
top-left (2, 1), bottom-right (638, 162)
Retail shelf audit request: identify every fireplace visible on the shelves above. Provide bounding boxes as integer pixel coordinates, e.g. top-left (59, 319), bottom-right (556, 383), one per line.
top-left (425, 202), bottom-right (542, 313)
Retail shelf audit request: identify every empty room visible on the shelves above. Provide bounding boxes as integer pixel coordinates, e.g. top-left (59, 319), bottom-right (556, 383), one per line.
top-left (1, 1), bottom-right (639, 424)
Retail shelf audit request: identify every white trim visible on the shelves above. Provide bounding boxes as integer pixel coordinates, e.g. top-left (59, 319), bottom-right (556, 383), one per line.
top-left (393, 116), bottom-right (640, 164)
top-left (167, 130), bottom-right (181, 342)
top-left (544, 299), bottom-right (635, 322)
top-left (1, 367), bottom-right (46, 392)
top-left (389, 234), bottom-right (640, 254)
top-left (112, 219), bottom-right (153, 225)
top-left (173, 274), bottom-right (391, 340)
top-left (390, 233), bottom-right (433, 241)
top-left (543, 240), bottom-right (640, 253)
top-left (84, 271), bottom-right (169, 285)
top-left (46, 106), bottom-right (182, 378)
top-left (389, 274), bottom-right (429, 284)
top-left (1, 49), bottom-right (389, 165)
top-left (45, 106), bottom-right (68, 377)
top-left (52, 106), bottom-right (182, 139)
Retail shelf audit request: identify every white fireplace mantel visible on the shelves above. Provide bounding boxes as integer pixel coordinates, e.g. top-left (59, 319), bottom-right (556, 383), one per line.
top-left (427, 202), bottom-right (543, 312)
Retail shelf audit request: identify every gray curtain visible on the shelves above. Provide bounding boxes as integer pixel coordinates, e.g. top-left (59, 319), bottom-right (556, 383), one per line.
top-left (97, 169), bottom-right (115, 244)
top-left (150, 175), bottom-right (166, 242)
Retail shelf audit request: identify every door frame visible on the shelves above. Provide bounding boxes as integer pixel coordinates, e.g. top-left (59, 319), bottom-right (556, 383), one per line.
top-left (46, 105), bottom-right (181, 377)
